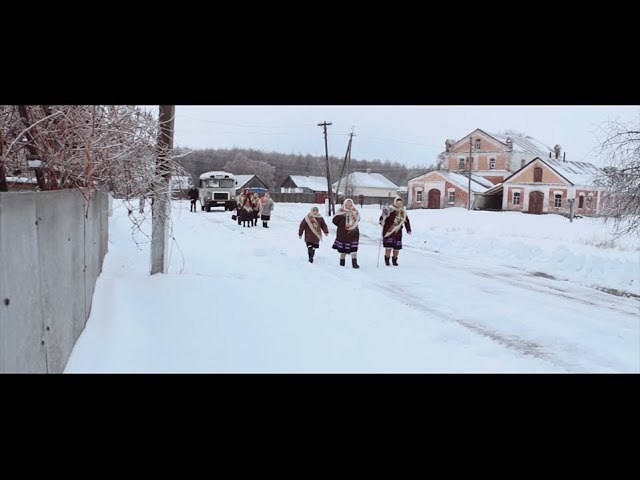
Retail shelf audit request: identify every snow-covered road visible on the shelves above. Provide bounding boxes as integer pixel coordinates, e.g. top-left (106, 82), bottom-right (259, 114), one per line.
top-left (65, 201), bottom-right (640, 373)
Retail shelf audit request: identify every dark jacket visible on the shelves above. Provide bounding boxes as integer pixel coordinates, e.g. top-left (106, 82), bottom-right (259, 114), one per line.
top-left (380, 210), bottom-right (411, 238)
top-left (188, 188), bottom-right (199, 200)
top-left (299, 216), bottom-right (329, 243)
top-left (332, 214), bottom-right (359, 243)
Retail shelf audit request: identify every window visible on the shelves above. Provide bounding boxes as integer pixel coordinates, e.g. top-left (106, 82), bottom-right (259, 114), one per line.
top-left (587, 196), bottom-right (593, 209)
top-left (459, 158), bottom-right (466, 170)
top-left (578, 196), bottom-right (584, 208)
top-left (489, 158), bottom-right (496, 170)
top-left (534, 167), bottom-right (543, 182)
top-left (417, 190), bottom-right (423, 202)
top-left (475, 139), bottom-right (481, 150)
top-left (513, 191), bottom-right (521, 205)
top-left (554, 194), bottom-right (563, 208)
top-left (448, 191), bottom-right (455, 204)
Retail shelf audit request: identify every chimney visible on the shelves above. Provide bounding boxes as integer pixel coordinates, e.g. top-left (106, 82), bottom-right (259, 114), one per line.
top-left (506, 138), bottom-right (513, 151)
top-left (563, 152), bottom-right (566, 162)
top-left (366, 168), bottom-right (371, 174)
top-left (554, 144), bottom-right (561, 159)
top-left (445, 140), bottom-right (451, 153)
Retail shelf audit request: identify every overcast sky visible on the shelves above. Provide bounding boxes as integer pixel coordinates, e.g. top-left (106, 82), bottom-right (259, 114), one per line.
top-left (164, 106), bottom-right (640, 167)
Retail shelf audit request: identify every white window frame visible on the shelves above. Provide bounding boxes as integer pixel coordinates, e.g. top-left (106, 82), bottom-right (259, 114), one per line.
top-left (513, 191), bottom-right (521, 205)
top-left (489, 158), bottom-right (496, 170)
top-left (459, 158), bottom-right (466, 170)
top-left (416, 190), bottom-right (423, 202)
top-left (448, 190), bottom-right (455, 204)
top-left (554, 194), bottom-right (563, 208)
top-left (475, 139), bottom-right (481, 151)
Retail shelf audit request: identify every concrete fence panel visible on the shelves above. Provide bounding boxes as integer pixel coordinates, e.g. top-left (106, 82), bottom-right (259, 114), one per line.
top-left (0, 189), bottom-right (109, 373)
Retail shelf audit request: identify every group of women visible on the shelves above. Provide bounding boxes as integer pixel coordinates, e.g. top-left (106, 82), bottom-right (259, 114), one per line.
top-left (298, 196), bottom-right (411, 268)
top-left (235, 189), bottom-right (274, 228)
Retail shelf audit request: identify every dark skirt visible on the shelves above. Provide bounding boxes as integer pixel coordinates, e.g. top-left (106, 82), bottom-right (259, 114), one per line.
top-left (306, 241), bottom-right (319, 249)
top-left (332, 239), bottom-right (359, 253)
top-left (261, 214), bottom-right (271, 221)
top-left (383, 236), bottom-right (403, 250)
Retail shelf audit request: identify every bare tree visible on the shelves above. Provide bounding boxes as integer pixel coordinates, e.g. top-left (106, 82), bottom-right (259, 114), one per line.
top-left (223, 152), bottom-right (275, 187)
top-left (594, 117), bottom-right (640, 237)
top-left (0, 105), bottom-right (189, 238)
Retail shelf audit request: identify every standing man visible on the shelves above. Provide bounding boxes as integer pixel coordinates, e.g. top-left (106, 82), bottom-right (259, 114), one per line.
top-left (188, 186), bottom-right (199, 212)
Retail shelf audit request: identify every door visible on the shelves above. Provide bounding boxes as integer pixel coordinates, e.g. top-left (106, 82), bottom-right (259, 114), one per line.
top-left (427, 189), bottom-right (440, 209)
top-left (528, 191), bottom-right (544, 214)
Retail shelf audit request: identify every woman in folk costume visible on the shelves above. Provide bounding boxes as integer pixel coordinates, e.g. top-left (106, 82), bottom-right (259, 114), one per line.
top-left (380, 196), bottom-right (411, 266)
top-left (298, 206), bottom-right (329, 263)
top-left (251, 192), bottom-right (261, 226)
top-left (238, 188), bottom-right (255, 227)
top-left (234, 192), bottom-right (242, 225)
top-left (260, 192), bottom-right (274, 228)
top-left (332, 198), bottom-right (361, 269)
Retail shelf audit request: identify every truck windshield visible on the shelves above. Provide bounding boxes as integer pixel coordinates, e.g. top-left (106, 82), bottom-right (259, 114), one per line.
top-left (204, 178), bottom-right (235, 188)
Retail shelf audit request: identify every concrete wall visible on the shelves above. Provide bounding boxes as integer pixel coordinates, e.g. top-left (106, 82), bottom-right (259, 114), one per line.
top-left (0, 189), bottom-right (109, 373)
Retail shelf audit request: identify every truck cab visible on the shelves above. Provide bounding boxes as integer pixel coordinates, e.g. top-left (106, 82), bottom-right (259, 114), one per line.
top-left (199, 171), bottom-right (237, 212)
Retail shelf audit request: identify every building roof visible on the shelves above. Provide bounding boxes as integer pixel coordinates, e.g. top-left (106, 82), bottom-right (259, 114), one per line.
top-left (488, 132), bottom-right (554, 156)
top-left (540, 158), bottom-right (603, 186)
top-left (6, 176), bottom-right (38, 184)
top-left (234, 175), bottom-right (256, 188)
top-left (333, 171), bottom-right (398, 189)
top-left (170, 175), bottom-right (192, 189)
top-left (288, 175), bottom-right (329, 191)
top-left (440, 171), bottom-right (494, 193)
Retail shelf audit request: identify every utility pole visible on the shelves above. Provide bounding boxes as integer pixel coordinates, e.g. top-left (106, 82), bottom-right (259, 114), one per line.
top-left (151, 105), bottom-right (175, 275)
top-left (468, 136), bottom-right (473, 210)
top-left (318, 121), bottom-right (334, 215)
top-left (335, 127), bottom-right (355, 206)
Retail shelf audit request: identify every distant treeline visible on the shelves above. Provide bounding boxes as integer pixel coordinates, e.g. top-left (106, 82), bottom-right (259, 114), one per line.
top-left (175, 147), bottom-right (435, 189)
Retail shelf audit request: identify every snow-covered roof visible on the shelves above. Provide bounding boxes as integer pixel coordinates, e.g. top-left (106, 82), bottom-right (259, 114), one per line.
top-left (289, 175), bottom-right (328, 191)
top-left (397, 186), bottom-right (408, 192)
top-left (234, 175), bottom-right (256, 188)
top-left (438, 171), bottom-right (493, 193)
top-left (170, 176), bottom-right (192, 189)
top-left (489, 133), bottom-right (554, 156)
top-left (333, 172), bottom-right (398, 189)
top-left (6, 176), bottom-right (38, 184)
top-left (543, 158), bottom-right (603, 186)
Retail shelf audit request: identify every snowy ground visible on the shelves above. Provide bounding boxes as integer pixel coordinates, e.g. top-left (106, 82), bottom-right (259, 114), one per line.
top-left (65, 200), bottom-right (640, 373)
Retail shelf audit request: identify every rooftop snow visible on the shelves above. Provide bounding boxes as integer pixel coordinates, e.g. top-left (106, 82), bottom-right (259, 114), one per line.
top-left (289, 175), bottom-right (328, 191)
top-left (544, 158), bottom-right (603, 186)
top-left (489, 132), bottom-right (554, 156)
top-left (333, 172), bottom-right (398, 189)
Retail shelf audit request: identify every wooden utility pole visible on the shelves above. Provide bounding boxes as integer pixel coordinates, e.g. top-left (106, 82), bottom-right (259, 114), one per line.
top-left (318, 121), bottom-right (334, 215)
top-left (335, 127), bottom-right (355, 205)
top-left (468, 136), bottom-right (473, 210)
top-left (151, 105), bottom-right (175, 275)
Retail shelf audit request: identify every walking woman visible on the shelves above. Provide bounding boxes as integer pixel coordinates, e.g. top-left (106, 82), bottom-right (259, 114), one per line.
top-left (238, 188), bottom-right (255, 227)
top-left (380, 196), bottom-right (411, 266)
top-left (332, 198), bottom-right (361, 268)
top-left (252, 192), bottom-right (261, 226)
top-left (298, 206), bottom-right (330, 263)
top-left (260, 192), bottom-right (275, 228)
